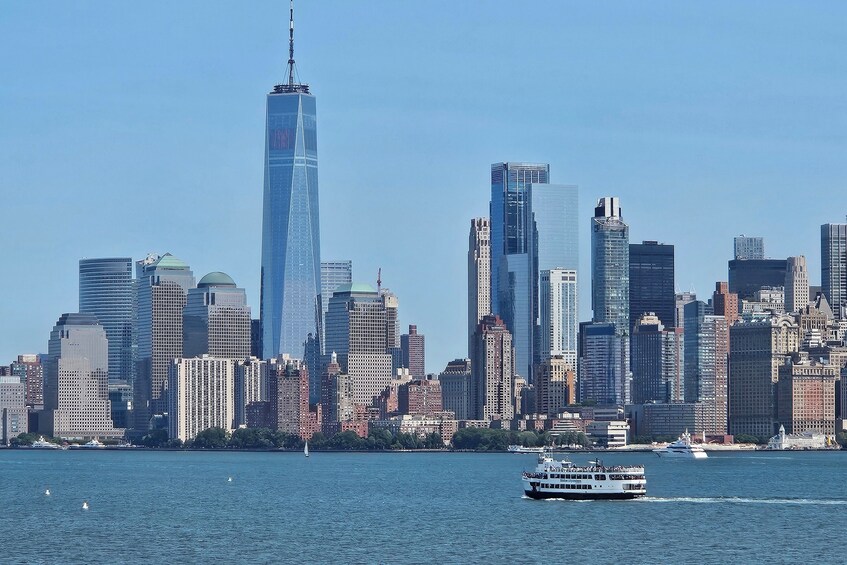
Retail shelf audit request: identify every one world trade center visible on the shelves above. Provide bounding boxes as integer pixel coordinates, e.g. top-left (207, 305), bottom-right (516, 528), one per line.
top-left (260, 1), bottom-right (321, 359)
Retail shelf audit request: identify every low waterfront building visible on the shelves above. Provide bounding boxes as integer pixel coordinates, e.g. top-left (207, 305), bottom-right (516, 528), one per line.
top-left (766, 425), bottom-right (827, 450)
top-left (776, 353), bottom-right (837, 436)
top-left (628, 403), bottom-right (708, 439)
top-left (586, 420), bottom-right (628, 448)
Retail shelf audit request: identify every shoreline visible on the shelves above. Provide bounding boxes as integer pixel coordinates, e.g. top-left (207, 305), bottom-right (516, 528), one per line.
top-left (3, 446), bottom-right (844, 453)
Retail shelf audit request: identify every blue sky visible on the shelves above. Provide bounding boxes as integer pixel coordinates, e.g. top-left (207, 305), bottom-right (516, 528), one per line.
top-left (2, 1), bottom-right (846, 372)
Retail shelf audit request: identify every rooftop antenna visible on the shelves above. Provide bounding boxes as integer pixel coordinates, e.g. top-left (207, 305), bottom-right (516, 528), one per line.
top-left (287, 0), bottom-right (296, 87)
top-left (377, 268), bottom-right (382, 294)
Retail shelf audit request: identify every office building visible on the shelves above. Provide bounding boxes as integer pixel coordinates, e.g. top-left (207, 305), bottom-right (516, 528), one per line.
top-left (683, 301), bottom-right (729, 435)
top-left (439, 359), bottom-right (472, 421)
top-left (134, 253), bottom-right (195, 429)
top-left (168, 356), bottom-right (235, 443)
top-left (728, 315), bottom-right (800, 438)
top-left (470, 315), bottom-right (514, 421)
top-left (401, 325), bottom-right (425, 379)
top-left (320, 260), bottom-right (353, 351)
top-left (629, 241), bottom-right (675, 329)
top-left (728, 259), bottom-right (787, 300)
top-left (184, 272), bottom-right (251, 359)
top-left (324, 284), bottom-right (392, 405)
top-left (0, 376), bottom-right (27, 444)
top-left (591, 197), bottom-right (630, 335)
top-left (320, 352), bottom-right (354, 427)
top-left (468, 218), bottom-right (491, 357)
top-left (108, 381), bottom-right (132, 429)
top-left (712, 282), bottom-right (739, 326)
top-left (260, 7), bottom-right (321, 361)
top-left (382, 289), bottom-right (400, 351)
top-left (784, 256), bottom-right (810, 314)
top-left (674, 291), bottom-right (696, 329)
top-left (535, 355), bottom-right (574, 415)
top-left (490, 162), bottom-right (549, 382)
top-left (268, 357), bottom-right (310, 438)
top-left (42, 313), bottom-right (122, 439)
top-left (734, 235), bottom-right (764, 260)
top-left (79, 257), bottom-right (134, 382)
top-left (10, 354), bottom-right (43, 409)
top-left (821, 223), bottom-right (847, 320)
top-left (777, 353), bottom-right (837, 436)
top-left (630, 313), bottom-right (684, 404)
top-left (578, 322), bottom-right (627, 405)
top-left (538, 269), bottom-right (578, 371)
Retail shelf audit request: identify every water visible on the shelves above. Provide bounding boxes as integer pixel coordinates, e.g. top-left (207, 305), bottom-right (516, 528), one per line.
top-left (2, 450), bottom-right (845, 564)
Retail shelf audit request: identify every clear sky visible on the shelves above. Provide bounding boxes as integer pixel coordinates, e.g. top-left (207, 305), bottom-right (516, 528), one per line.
top-left (2, 1), bottom-right (846, 372)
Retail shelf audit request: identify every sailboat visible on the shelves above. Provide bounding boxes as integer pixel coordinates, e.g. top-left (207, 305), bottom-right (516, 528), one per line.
top-left (304, 441), bottom-right (309, 458)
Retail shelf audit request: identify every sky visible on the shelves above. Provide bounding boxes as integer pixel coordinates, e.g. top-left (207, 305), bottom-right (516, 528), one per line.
top-left (1, 1), bottom-right (846, 372)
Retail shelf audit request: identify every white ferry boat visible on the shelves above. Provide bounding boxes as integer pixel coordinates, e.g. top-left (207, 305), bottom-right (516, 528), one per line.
top-left (508, 445), bottom-right (545, 454)
top-left (31, 436), bottom-right (60, 450)
top-left (522, 453), bottom-right (646, 500)
top-left (653, 430), bottom-right (708, 459)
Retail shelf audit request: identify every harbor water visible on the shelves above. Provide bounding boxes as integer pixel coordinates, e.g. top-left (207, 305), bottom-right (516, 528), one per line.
top-left (2, 450), bottom-right (845, 564)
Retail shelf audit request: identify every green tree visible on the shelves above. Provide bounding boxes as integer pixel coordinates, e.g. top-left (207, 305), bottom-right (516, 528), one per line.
top-left (10, 432), bottom-right (40, 447)
top-left (734, 434), bottom-right (762, 445)
top-left (192, 427), bottom-right (230, 449)
top-left (139, 428), bottom-right (169, 448)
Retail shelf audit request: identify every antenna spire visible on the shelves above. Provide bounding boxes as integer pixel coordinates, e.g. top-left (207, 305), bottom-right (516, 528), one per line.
top-left (287, 0), bottom-right (295, 87)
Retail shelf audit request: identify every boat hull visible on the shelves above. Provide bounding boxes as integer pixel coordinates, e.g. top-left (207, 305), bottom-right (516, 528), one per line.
top-left (524, 490), bottom-right (644, 500)
top-left (654, 450), bottom-right (708, 459)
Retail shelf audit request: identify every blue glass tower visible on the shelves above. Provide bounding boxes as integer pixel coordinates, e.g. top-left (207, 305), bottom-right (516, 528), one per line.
top-left (260, 3), bottom-right (321, 360)
top-left (490, 162), bottom-right (549, 381)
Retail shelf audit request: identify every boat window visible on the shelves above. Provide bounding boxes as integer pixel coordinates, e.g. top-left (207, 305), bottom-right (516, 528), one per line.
top-left (594, 474), bottom-right (606, 480)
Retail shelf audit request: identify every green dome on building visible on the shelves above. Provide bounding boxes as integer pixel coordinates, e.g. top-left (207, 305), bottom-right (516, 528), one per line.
top-left (198, 271), bottom-right (236, 288)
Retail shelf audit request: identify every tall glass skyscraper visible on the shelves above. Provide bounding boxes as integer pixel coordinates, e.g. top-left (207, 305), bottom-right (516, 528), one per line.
top-left (591, 197), bottom-right (630, 335)
top-left (79, 258), bottom-right (133, 382)
top-left (821, 223), bottom-right (847, 320)
top-left (629, 241), bottom-right (675, 330)
top-left (320, 260), bottom-right (352, 351)
top-left (260, 7), bottom-right (321, 360)
top-left (490, 162), bottom-right (549, 381)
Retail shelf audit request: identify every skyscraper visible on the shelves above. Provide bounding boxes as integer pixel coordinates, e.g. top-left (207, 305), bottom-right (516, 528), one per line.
top-left (578, 321), bottom-right (627, 405)
top-left (10, 354), bottom-right (42, 409)
top-left (401, 325), bottom-right (425, 379)
top-left (490, 162), bottom-right (549, 381)
top-left (538, 269), bottom-right (578, 371)
top-left (134, 253), bottom-right (195, 429)
top-left (79, 258), bottom-right (134, 382)
top-left (682, 302), bottom-right (729, 435)
top-left (821, 223), bottom-right (847, 320)
top-left (438, 359), bottom-right (472, 421)
top-left (728, 259), bottom-right (787, 300)
top-left (183, 272), bottom-right (251, 359)
top-left (470, 315), bottom-right (514, 421)
top-left (629, 241), bottom-right (675, 329)
top-left (168, 356), bottom-right (235, 443)
top-left (733, 235), bottom-right (764, 260)
top-left (535, 355), bottom-right (574, 415)
top-left (320, 260), bottom-right (352, 351)
top-left (712, 281), bottom-right (739, 326)
top-left (630, 313), bottom-right (683, 404)
top-left (324, 284), bottom-right (392, 405)
top-left (261, 4), bottom-right (321, 360)
top-left (468, 218), bottom-right (491, 357)
top-left (728, 315), bottom-right (799, 438)
top-left (784, 256), bottom-right (809, 314)
top-left (591, 197), bottom-right (629, 335)
top-left (42, 313), bottom-right (122, 439)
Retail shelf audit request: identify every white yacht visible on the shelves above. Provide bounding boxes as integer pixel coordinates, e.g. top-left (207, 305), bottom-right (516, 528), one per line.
top-left (522, 452), bottom-right (646, 500)
top-left (81, 439), bottom-right (106, 449)
top-left (31, 436), bottom-right (60, 450)
top-left (653, 430), bottom-right (708, 459)
top-left (508, 445), bottom-right (545, 454)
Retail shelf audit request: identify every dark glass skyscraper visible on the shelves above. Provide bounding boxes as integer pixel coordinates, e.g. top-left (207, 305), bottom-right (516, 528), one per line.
top-left (79, 258), bottom-right (134, 382)
top-left (629, 241), bottom-right (675, 329)
top-left (260, 6), bottom-right (321, 360)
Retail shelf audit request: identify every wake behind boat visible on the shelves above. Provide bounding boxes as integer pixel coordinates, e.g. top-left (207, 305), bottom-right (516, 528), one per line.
top-left (653, 430), bottom-right (708, 459)
top-left (522, 452), bottom-right (646, 500)
top-left (508, 445), bottom-right (544, 454)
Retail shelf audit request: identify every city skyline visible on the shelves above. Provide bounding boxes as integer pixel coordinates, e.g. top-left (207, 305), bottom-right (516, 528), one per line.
top-left (3, 2), bottom-right (847, 373)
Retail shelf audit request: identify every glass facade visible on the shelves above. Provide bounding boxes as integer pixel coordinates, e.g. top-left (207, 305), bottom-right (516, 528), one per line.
top-left (821, 224), bottom-right (847, 320)
top-left (79, 258), bottom-right (133, 382)
top-left (261, 90), bottom-right (321, 359)
top-left (727, 259), bottom-right (787, 300)
top-left (591, 198), bottom-right (630, 336)
top-left (489, 162), bottom-right (549, 316)
top-left (320, 260), bottom-right (352, 352)
top-left (629, 241), bottom-right (675, 330)
top-left (499, 253), bottom-right (533, 379)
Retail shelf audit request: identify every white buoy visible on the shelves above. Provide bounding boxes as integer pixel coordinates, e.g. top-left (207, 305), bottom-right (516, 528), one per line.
top-left (82, 501), bottom-right (89, 510)
top-left (45, 489), bottom-right (51, 496)
top-left (227, 476), bottom-right (233, 482)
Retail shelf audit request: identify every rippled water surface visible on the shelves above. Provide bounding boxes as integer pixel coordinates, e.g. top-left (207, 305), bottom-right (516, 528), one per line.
top-left (2, 449), bottom-right (845, 564)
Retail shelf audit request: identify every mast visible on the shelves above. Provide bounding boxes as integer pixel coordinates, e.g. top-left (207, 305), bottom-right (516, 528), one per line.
top-left (287, 0), bottom-right (295, 87)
